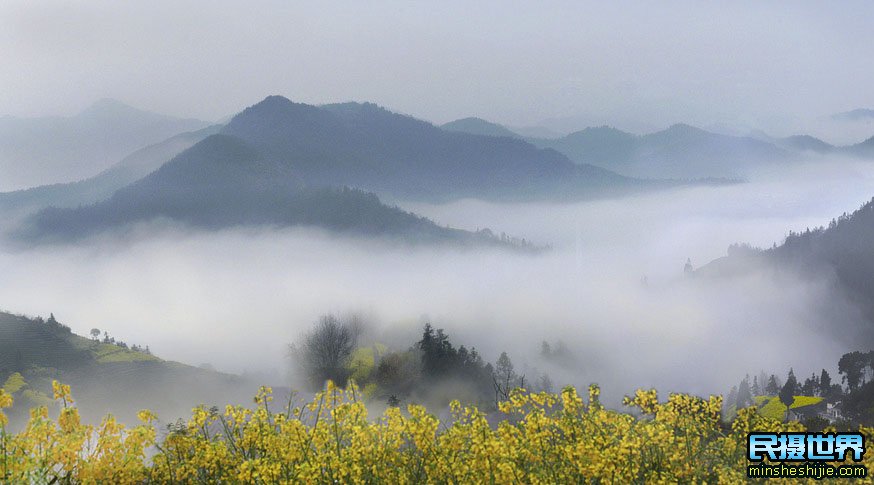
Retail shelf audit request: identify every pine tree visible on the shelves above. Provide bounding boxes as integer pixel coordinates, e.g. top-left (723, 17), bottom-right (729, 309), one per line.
top-left (766, 375), bottom-right (780, 395)
top-left (820, 369), bottom-right (832, 397)
top-left (779, 369), bottom-right (798, 421)
top-left (726, 386), bottom-right (738, 412)
top-left (736, 377), bottom-right (753, 408)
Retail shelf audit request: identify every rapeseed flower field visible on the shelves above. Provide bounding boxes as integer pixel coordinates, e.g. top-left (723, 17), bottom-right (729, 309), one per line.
top-left (0, 380), bottom-right (870, 483)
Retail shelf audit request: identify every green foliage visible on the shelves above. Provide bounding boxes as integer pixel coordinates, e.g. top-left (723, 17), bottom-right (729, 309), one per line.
top-left (19, 389), bottom-right (53, 408)
top-left (779, 368), bottom-right (798, 413)
top-left (0, 310), bottom-right (248, 427)
top-left (92, 344), bottom-right (158, 363)
top-left (2, 373), bottom-right (26, 394)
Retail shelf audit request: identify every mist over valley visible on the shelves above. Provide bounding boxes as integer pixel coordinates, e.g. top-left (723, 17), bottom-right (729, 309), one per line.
top-left (3, 4), bottom-right (874, 480)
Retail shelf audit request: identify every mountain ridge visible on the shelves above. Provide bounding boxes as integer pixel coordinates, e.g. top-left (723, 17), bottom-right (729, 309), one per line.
top-left (17, 133), bottom-right (536, 249)
top-left (0, 125), bottom-right (220, 219)
top-left (0, 99), bottom-right (211, 190)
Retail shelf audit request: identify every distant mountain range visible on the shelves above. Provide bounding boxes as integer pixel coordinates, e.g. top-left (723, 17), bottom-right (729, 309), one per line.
top-left (17, 132), bottom-right (531, 248)
top-left (0, 99), bottom-right (210, 190)
top-left (833, 109), bottom-right (874, 122)
top-left (0, 125), bottom-right (220, 220)
top-left (224, 96), bottom-right (645, 201)
top-left (441, 117), bottom-right (874, 178)
top-left (13, 95), bottom-right (680, 245)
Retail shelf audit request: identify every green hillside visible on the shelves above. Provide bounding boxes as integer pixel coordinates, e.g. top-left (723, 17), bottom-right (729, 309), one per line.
top-left (0, 310), bottom-right (258, 428)
top-left (752, 395), bottom-right (824, 420)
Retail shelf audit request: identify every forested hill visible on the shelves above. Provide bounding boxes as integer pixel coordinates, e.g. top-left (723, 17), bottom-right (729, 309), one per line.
top-left (440, 117), bottom-right (521, 138)
top-left (220, 96), bottom-right (647, 201)
top-left (768, 198), bottom-right (874, 307)
top-left (698, 197), bottom-right (874, 339)
top-left (0, 310), bottom-right (256, 428)
top-left (18, 134), bottom-right (533, 248)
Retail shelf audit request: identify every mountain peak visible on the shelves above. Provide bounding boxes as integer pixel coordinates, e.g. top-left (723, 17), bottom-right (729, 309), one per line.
top-left (578, 125), bottom-right (631, 136)
top-left (90, 97), bottom-right (131, 109)
top-left (232, 95), bottom-right (318, 120)
top-left (79, 98), bottom-right (144, 118)
top-left (257, 95), bottom-right (294, 107)
top-left (440, 117), bottom-right (519, 138)
top-left (664, 123), bottom-right (706, 135)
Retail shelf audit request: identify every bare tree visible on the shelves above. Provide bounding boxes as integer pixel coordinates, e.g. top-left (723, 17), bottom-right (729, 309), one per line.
top-left (493, 351), bottom-right (524, 407)
top-left (291, 314), bottom-right (361, 389)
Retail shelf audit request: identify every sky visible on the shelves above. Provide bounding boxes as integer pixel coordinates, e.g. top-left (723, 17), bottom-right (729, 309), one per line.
top-left (1, 1), bottom-right (874, 139)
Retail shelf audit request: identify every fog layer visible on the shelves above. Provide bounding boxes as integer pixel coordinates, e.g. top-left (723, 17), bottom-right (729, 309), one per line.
top-left (2, 157), bottom-right (873, 402)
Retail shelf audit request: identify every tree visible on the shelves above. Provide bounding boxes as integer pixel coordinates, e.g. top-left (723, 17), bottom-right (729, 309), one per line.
top-left (412, 323), bottom-right (495, 406)
top-left (90, 328), bottom-right (101, 340)
top-left (725, 386), bottom-right (738, 413)
top-left (536, 374), bottom-right (554, 394)
top-left (838, 351), bottom-right (871, 392)
top-left (766, 375), bottom-right (780, 395)
top-left (820, 369), bottom-right (832, 397)
top-left (493, 352), bottom-right (523, 406)
top-left (540, 341), bottom-right (551, 358)
top-left (495, 352), bottom-right (515, 381)
top-left (736, 377), bottom-right (753, 409)
top-left (292, 314), bottom-right (360, 389)
top-left (417, 323), bottom-right (457, 378)
top-left (779, 369), bottom-right (797, 421)
top-left (751, 375), bottom-right (760, 396)
top-left (801, 374), bottom-right (818, 396)
top-left (375, 351), bottom-right (420, 398)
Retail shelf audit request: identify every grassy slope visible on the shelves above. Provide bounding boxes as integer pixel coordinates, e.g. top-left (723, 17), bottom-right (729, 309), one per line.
top-left (722, 395), bottom-right (824, 421)
top-left (753, 395), bottom-right (824, 421)
top-left (0, 311), bottom-right (259, 427)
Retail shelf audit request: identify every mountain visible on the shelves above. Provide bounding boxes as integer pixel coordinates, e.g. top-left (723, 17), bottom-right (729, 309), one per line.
top-left (17, 134), bottom-right (526, 247)
top-left (847, 136), bottom-right (874, 158)
top-left (221, 96), bottom-right (642, 201)
top-left (775, 135), bottom-right (834, 154)
top-left (440, 117), bottom-right (520, 138)
top-left (16, 95), bottom-right (684, 244)
top-left (833, 109), bottom-right (874, 122)
top-left (0, 125), bottom-right (220, 220)
top-left (0, 99), bottom-right (210, 190)
top-left (529, 123), bottom-right (790, 178)
top-left (698, 197), bottom-right (874, 342)
top-left (530, 126), bottom-right (639, 168)
top-left (0, 310), bottom-right (257, 427)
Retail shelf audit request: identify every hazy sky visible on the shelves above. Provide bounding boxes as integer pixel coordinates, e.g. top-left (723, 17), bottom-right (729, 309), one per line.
top-left (2, 1), bottom-right (873, 137)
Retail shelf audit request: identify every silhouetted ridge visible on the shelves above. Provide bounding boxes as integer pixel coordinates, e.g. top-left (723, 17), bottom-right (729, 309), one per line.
top-left (220, 96), bottom-right (640, 201)
top-left (780, 135), bottom-right (833, 153)
top-left (16, 95), bottom-right (658, 244)
top-left (19, 132), bottom-right (530, 247)
top-left (833, 108), bottom-right (874, 122)
top-left (441, 117), bottom-right (520, 138)
top-left (529, 122), bottom-right (789, 178)
top-left (0, 125), bottom-right (219, 217)
top-left (698, 197), bottom-right (874, 344)
top-left (0, 99), bottom-right (210, 189)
